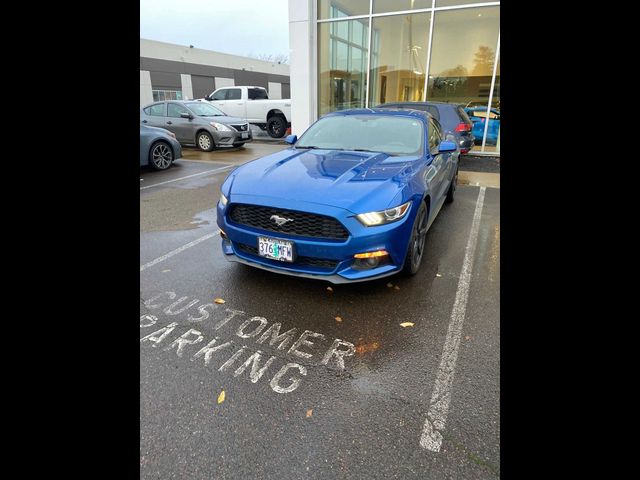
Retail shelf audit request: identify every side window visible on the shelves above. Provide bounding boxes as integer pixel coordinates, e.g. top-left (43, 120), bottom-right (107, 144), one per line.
top-left (427, 106), bottom-right (440, 120)
top-left (144, 103), bottom-right (165, 117)
top-left (248, 88), bottom-right (268, 100)
top-left (211, 89), bottom-right (227, 101)
top-left (226, 88), bottom-right (242, 100)
top-left (432, 119), bottom-right (443, 143)
top-left (428, 119), bottom-right (443, 150)
top-left (167, 103), bottom-right (189, 118)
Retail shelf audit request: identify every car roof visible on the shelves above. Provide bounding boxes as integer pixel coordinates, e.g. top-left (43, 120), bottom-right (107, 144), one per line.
top-left (324, 108), bottom-right (433, 120)
top-left (378, 101), bottom-right (462, 108)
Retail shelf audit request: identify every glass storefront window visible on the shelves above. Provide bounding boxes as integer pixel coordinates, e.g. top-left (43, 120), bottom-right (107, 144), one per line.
top-left (318, 19), bottom-right (369, 115)
top-left (318, 0), bottom-right (370, 19)
top-left (436, 1), bottom-right (497, 6)
top-left (373, 0), bottom-right (432, 14)
top-left (426, 6), bottom-right (499, 150)
top-left (316, 1), bottom-right (500, 154)
top-left (368, 13), bottom-right (431, 106)
top-left (482, 56), bottom-right (499, 152)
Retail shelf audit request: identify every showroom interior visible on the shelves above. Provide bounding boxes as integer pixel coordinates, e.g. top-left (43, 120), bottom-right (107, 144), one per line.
top-left (289, 0), bottom-right (500, 153)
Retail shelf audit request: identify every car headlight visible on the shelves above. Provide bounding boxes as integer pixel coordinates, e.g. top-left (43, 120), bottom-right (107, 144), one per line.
top-left (356, 201), bottom-right (412, 226)
top-left (220, 192), bottom-right (228, 206)
top-left (210, 122), bottom-right (232, 132)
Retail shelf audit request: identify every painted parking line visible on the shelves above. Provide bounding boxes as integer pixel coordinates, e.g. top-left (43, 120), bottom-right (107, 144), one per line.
top-left (420, 186), bottom-right (486, 453)
top-left (140, 165), bottom-right (234, 190)
top-left (140, 233), bottom-right (216, 272)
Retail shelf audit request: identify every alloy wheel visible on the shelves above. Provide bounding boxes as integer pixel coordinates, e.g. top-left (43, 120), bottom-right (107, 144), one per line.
top-left (152, 144), bottom-right (172, 169)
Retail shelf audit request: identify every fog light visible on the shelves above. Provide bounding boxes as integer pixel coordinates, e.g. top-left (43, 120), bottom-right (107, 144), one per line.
top-left (352, 250), bottom-right (389, 270)
top-left (354, 250), bottom-right (388, 259)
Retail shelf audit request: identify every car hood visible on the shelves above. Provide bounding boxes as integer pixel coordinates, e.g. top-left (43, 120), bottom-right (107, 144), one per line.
top-left (228, 148), bottom-right (419, 213)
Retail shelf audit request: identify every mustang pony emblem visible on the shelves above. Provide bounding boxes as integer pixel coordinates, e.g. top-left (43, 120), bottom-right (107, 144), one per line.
top-left (270, 215), bottom-right (294, 226)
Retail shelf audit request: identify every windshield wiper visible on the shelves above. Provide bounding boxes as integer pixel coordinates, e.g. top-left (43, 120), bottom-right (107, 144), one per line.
top-left (296, 145), bottom-right (320, 149)
top-left (352, 148), bottom-right (383, 154)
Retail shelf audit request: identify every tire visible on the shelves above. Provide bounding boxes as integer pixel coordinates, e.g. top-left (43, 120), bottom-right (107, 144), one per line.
top-left (149, 141), bottom-right (174, 170)
top-left (403, 202), bottom-right (428, 276)
top-left (445, 167), bottom-right (458, 204)
top-left (267, 115), bottom-right (287, 138)
top-left (196, 131), bottom-right (215, 151)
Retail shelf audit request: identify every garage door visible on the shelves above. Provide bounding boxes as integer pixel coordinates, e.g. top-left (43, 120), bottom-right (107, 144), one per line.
top-left (191, 75), bottom-right (216, 99)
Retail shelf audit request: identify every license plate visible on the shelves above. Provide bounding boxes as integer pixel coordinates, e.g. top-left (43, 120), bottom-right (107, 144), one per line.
top-left (241, 132), bottom-right (249, 139)
top-left (258, 236), bottom-right (294, 262)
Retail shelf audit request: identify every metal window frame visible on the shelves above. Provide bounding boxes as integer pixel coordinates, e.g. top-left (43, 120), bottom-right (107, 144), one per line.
top-left (481, 30), bottom-right (499, 152)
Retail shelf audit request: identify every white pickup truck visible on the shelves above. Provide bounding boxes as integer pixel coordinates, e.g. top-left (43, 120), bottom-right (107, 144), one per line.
top-left (200, 86), bottom-right (291, 138)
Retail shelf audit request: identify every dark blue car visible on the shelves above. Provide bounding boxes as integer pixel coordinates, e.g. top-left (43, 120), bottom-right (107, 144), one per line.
top-left (216, 109), bottom-right (459, 283)
top-left (378, 101), bottom-right (475, 154)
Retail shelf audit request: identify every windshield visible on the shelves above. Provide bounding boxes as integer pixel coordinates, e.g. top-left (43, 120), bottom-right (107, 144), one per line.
top-left (296, 115), bottom-right (424, 156)
top-left (185, 102), bottom-right (226, 117)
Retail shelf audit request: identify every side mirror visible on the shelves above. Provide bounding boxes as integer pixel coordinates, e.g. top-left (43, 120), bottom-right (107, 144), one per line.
top-left (285, 134), bottom-right (298, 145)
top-left (180, 112), bottom-right (193, 119)
top-left (204, 95), bottom-right (211, 101)
top-left (438, 140), bottom-right (457, 153)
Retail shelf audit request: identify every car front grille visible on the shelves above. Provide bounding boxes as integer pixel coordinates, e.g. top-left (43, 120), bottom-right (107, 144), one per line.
top-left (228, 204), bottom-right (349, 240)
top-left (235, 242), bottom-right (339, 270)
top-left (231, 124), bottom-right (249, 132)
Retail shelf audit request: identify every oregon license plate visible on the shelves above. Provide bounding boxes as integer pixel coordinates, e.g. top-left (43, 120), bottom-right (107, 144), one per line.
top-left (258, 236), bottom-right (294, 262)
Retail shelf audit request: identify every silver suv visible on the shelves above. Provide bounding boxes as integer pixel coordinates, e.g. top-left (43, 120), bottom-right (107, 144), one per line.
top-left (140, 100), bottom-right (252, 151)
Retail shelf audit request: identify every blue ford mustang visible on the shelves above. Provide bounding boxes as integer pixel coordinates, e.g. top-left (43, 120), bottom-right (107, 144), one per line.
top-left (216, 108), bottom-right (459, 283)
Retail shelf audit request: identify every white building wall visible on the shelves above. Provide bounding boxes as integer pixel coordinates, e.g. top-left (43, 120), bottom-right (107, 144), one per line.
top-left (180, 74), bottom-right (194, 100)
top-left (288, 0), bottom-right (314, 135)
top-left (268, 82), bottom-right (282, 99)
top-left (140, 70), bottom-right (153, 107)
top-left (140, 38), bottom-right (290, 76)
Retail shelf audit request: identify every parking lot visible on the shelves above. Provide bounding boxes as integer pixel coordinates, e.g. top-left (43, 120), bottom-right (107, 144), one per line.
top-left (140, 144), bottom-right (500, 479)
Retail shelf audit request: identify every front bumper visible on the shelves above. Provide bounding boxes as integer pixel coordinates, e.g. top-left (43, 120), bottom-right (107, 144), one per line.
top-left (216, 195), bottom-right (418, 283)
top-left (213, 129), bottom-right (253, 146)
top-left (171, 139), bottom-right (183, 159)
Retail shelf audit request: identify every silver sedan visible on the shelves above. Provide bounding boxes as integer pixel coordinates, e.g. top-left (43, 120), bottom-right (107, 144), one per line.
top-left (140, 101), bottom-right (252, 151)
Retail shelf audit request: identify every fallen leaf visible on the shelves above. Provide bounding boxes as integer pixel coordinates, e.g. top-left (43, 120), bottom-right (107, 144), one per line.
top-left (399, 322), bottom-right (415, 328)
top-left (214, 298), bottom-right (225, 304)
top-left (394, 286), bottom-right (400, 290)
top-left (335, 316), bottom-right (343, 322)
top-left (465, 336), bottom-right (470, 341)
top-left (436, 273), bottom-right (442, 277)
top-left (306, 409), bottom-right (313, 418)
top-left (326, 287), bottom-right (333, 293)
top-left (386, 283), bottom-right (393, 288)
top-left (217, 390), bottom-right (225, 404)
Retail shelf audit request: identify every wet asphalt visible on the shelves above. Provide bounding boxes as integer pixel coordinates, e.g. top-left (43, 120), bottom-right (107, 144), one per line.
top-left (140, 150), bottom-right (500, 479)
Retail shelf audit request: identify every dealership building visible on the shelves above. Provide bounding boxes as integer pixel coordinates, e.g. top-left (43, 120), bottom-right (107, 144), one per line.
top-left (140, 38), bottom-right (291, 106)
top-left (288, 0), bottom-right (500, 153)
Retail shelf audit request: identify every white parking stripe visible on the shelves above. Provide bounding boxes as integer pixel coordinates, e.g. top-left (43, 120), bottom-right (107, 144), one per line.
top-left (420, 186), bottom-right (486, 453)
top-left (140, 233), bottom-right (216, 272)
top-left (140, 165), bottom-right (234, 190)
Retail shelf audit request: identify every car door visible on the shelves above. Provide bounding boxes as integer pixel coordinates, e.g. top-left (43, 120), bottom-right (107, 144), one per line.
top-left (141, 103), bottom-right (166, 128)
top-left (427, 118), bottom-right (450, 204)
top-left (207, 88), bottom-right (229, 113)
top-left (219, 88), bottom-right (245, 118)
top-left (165, 103), bottom-right (194, 143)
